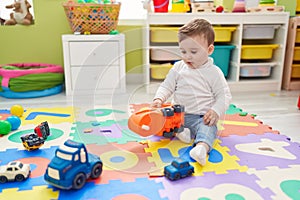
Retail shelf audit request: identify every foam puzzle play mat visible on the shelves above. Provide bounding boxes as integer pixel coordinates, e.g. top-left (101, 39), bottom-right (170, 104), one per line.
top-left (0, 103), bottom-right (299, 200)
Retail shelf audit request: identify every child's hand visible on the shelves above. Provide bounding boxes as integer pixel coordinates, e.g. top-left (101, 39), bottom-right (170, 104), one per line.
top-left (151, 98), bottom-right (163, 108)
top-left (203, 109), bottom-right (219, 126)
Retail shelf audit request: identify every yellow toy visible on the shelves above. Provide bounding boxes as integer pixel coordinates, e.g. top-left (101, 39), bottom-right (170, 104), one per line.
top-left (4, 0), bottom-right (33, 25)
top-left (10, 104), bottom-right (24, 117)
top-left (170, 0), bottom-right (190, 13)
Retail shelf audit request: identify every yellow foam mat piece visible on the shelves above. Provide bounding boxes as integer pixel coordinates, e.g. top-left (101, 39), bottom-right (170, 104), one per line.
top-left (145, 139), bottom-right (248, 176)
top-left (193, 139), bottom-right (248, 175)
top-left (21, 107), bottom-right (75, 125)
top-left (145, 139), bottom-right (189, 176)
top-left (0, 186), bottom-right (59, 199)
top-left (218, 120), bottom-right (258, 131)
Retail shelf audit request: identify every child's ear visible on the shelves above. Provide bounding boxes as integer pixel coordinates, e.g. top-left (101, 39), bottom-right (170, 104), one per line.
top-left (208, 44), bottom-right (214, 55)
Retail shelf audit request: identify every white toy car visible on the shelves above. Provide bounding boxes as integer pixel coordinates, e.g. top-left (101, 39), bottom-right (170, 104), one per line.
top-left (0, 161), bottom-right (31, 183)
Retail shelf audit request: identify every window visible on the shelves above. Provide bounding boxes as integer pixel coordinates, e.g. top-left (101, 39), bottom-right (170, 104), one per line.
top-left (74, 154), bottom-right (79, 161)
top-left (18, 163), bottom-right (23, 169)
top-left (118, 0), bottom-right (147, 20)
top-left (80, 148), bottom-right (86, 163)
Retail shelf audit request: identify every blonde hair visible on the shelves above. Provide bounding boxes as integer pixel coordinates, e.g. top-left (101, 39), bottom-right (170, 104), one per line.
top-left (178, 18), bottom-right (215, 46)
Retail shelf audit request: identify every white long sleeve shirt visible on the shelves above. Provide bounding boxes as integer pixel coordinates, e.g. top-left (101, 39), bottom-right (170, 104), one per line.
top-left (154, 58), bottom-right (232, 117)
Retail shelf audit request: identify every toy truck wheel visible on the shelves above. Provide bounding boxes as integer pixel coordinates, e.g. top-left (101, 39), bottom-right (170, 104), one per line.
top-left (0, 176), bottom-right (7, 183)
top-left (72, 173), bottom-right (86, 190)
top-left (28, 141), bottom-right (33, 147)
top-left (172, 104), bottom-right (184, 113)
top-left (174, 173), bottom-right (181, 180)
top-left (187, 170), bottom-right (193, 177)
top-left (90, 162), bottom-right (103, 179)
top-left (15, 174), bottom-right (25, 182)
top-left (163, 131), bottom-right (174, 138)
top-left (164, 171), bottom-right (170, 178)
top-left (174, 126), bottom-right (184, 133)
top-left (161, 108), bottom-right (174, 117)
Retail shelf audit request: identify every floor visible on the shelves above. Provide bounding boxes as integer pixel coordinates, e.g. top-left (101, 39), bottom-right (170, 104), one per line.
top-left (0, 85), bottom-right (300, 199)
top-left (1, 84), bottom-right (299, 143)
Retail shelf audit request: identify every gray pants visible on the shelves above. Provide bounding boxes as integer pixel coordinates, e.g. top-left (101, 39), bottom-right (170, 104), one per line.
top-left (184, 114), bottom-right (218, 152)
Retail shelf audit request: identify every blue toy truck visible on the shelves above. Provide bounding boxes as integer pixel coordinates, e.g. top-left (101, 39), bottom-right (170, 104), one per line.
top-left (44, 139), bottom-right (103, 190)
top-left (164, 159), bottom-right (194, 181)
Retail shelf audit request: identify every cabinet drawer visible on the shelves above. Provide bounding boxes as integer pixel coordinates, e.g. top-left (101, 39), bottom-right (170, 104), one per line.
top-left (241, 44), bottom-right (279, 60)
top-left (296, 29), bottom-right (300, 43)
top-left (240, 62), bottom-right (275, 77)
top-left (71, 66), bottom-right (120, 91)
top-left (150, 27), bottom-right (178, 43)
top-left (293, 47), bottom-right (300, 61)
top-left (243, 25), bottom-right (279, 40)
top-left (292, 64), bottom-right (300, 78)
top-left (150, 63), bottom-right (173, 80)
top-left (69, 42), bottom-right (119, 66)
top-left (150, 48), bottom-right (181, 61)
top-left (150, 26), bottom-right (236, 43)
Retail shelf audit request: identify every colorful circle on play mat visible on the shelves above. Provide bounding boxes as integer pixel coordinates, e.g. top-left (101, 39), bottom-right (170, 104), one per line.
top-left (280, 180), bottom-right (300, 199)
top-left (92, 121), bottom-right (101, 126)
top-left (225, 193), bottom-right (245, 200)
top-left (18, 157), bottom-right (50, 178)
top-left (112, 194), bottom-right (148, 200)
top-left (6, 115), bottom-right (21, 131)
top-left (0, 120), bottom-right (12, 135)
top-left (86, 109), bottom-right (113, 117)
top-left (101, 150), bottom-right (138, 170)
top-left (10, 104), bottom-right (24, 117)
top-left (86, 108), bottom-right (125, 117)
top-left (208, 149), bottom-right (223, 163)
top-left (8, 128), bottom-right (64, 143)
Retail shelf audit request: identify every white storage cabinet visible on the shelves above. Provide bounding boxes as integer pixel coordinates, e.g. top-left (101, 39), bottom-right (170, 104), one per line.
top-left (62, 34), bottom-right (126, 95)
top-left (144, 12), bottom-right (289, 92)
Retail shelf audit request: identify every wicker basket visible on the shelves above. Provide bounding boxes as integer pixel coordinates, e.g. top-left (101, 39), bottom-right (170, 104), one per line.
top-left (62, 2), bottom-right (121, 34)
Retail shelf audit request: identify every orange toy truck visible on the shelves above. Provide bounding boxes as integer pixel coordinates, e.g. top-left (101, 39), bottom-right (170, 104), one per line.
top-left (128, 104), bottom-right (185, 138)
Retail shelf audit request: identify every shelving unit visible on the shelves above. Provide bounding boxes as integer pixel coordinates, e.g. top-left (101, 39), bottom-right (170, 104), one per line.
top-left (62, 34), bottom-right (126, 95)
top-left (143, 12), bottom-right (289, 93)
top-left (282, 17), bottom-right (300, 90)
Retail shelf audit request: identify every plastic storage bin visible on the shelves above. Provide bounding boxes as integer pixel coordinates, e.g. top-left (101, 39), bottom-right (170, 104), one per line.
top-left (214, 27), bottom-right (237, 42)
top-left (150, 26), bottom-right (236, 43)
top-left (242, 25), bottom-right (279, 39)
top-left (241, 44), bottom-right (279, 59)
top-left (240, 62), bottom-right (275, 77)
top-left (150, 48), bottom-right (181, 61)
top-left (292, 64), bottom-right (300, 78)
top-left (294, 47), bottom-right (300, 61)
top-left (150, 27), bottom-right (179, 43)
top-left (150, 63), bottom-right (173, 79)
top-left (210, 45), bottom-right (235, 77)
top-left (296, 29), bottom-right (300, 43)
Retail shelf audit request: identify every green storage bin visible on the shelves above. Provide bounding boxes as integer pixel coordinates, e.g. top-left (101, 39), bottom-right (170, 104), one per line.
top-left (210, 45), bottom-right (235, 77)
